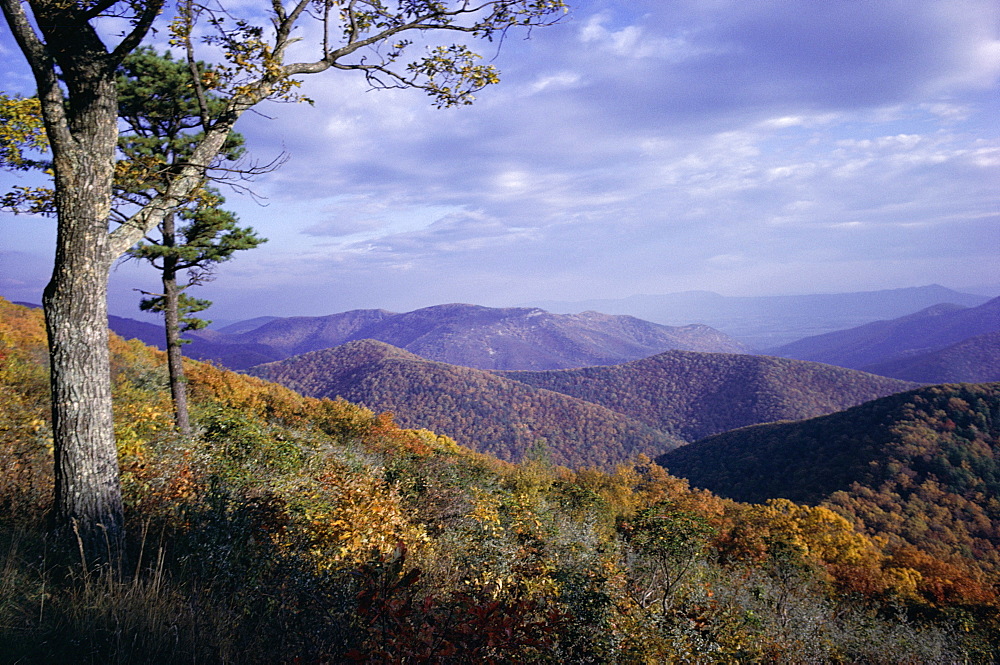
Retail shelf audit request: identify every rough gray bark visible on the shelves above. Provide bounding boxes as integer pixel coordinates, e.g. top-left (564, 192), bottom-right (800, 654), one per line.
top-left (44, 247), bottom-right (124, 557)
top-left (44, 59), bottom-right (126, 558)
top-left (42, 65), bottom-right (126, 557)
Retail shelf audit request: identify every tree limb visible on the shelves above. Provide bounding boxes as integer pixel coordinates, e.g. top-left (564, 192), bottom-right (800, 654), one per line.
top-left (110, 0), bottom-right (166, 63)
top-left (0, 0), bottom-right (72, 149)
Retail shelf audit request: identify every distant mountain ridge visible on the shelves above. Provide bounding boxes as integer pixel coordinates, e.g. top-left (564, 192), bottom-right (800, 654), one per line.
top-left (250, 340), bottom-right (914, 467)
top-left (108, 303), bottom-right (748, 371)
top-left (861, 330), bottom-right (1000, 383)
top-left (528, 284), bottom-right (990, 348)
top-left (214, 316), bottom-right (281, 334)
top-left (770, 296), bottom-right (1000, 378)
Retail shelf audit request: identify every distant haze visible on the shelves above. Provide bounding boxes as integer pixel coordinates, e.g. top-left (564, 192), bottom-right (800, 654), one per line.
top-left (528, 285), bottom-right (992, 348)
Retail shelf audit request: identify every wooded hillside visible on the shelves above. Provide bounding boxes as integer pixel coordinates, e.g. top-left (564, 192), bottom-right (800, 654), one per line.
top-left (1, 298), bottom-right (997, 662)
top-left (501, 350), bottom-right (915, 441)
top-left (249, 340), bottom-right (686, 467)
top-left (659, 382), bottom-right (1000, 577)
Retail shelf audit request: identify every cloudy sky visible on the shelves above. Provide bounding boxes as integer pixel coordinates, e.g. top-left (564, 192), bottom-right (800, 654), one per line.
top-left (2, 0), bottom-right (999, 322)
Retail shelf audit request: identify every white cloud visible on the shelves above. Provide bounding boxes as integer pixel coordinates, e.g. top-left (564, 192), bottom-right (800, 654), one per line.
top-left (527, 71), bottom-right (582, 94)
top-left (578, 13), bottom-right (713, 62)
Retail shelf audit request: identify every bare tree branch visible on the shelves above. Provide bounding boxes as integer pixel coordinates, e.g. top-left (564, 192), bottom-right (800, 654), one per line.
top-left (110, 0), bottom-right (167, 63)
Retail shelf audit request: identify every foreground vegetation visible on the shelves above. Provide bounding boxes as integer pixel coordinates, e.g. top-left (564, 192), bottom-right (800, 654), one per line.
top-left (1, 299), bottom-right (997, 663)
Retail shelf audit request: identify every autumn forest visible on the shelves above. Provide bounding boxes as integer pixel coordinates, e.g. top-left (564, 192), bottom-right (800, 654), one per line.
top-left (2, 296), bottom-right (999, 662)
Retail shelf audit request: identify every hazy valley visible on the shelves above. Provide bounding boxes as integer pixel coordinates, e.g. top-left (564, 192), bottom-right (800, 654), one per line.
top-left (528, 284), bottom-right (992, 348)
top-left (100, 285), bottom-right (1000, 388)
top-left (770, 295), bottom-right (1000, 372)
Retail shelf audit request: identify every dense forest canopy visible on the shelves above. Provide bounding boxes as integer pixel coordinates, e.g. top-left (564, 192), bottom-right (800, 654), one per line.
top-left (249, 340), bottom-right (687, 467)
top-left (500, 349), bottom-right (915, 441)
top-left (660, 383), bottom-right (1000, 577)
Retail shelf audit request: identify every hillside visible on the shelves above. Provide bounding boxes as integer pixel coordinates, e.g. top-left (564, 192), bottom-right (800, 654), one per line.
top-left (658, 383), bottom-right (1000, 573)
top-left (107, 314), bottom-right (167, 346)
top-left (770, 296), bottom-right (1000, 370)
top-left (214, 316), bottom-right (280, 334)
top-left (340, 304), bottom-right (748, 370)
top-left (862, 330), bottom-right (1000, 383)
top-left (2, 297), bottom-right (998, 662)
top-left (529, 285), bottom-right (990, 348)
top-left (248, 340), bottom-right (686, 467)
top-left (499, 350), bottom-right (915, 441)
top-left (108, 303), bottom-right (747, 371)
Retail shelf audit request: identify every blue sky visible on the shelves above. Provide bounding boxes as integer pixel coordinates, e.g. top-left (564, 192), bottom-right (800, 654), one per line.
top-left (2, 0), bottom-right (999, 322)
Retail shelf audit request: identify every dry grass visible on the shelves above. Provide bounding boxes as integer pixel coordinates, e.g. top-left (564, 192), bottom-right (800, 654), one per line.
top-left (0, 526), bottom-right (240, 664)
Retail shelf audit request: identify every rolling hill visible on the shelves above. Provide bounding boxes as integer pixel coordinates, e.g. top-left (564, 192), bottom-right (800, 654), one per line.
top-left (248, 339), bottom-right (686, 467)
top-left (109, 303), bottom-right (748, 371)
top-left (251, 341), bottom-right (914, 467)
top-left (656, 382), bottom-right (1000, 574)
top-left (498, 350), bottom-right (915, 441)
top-left (769, 296), bottom-right (1000, 372)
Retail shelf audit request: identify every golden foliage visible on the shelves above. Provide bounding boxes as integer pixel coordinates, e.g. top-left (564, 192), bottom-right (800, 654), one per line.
top-left (286, 466), bottom-right (427, 568)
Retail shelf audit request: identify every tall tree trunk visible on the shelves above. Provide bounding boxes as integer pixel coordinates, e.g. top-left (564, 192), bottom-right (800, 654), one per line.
top-left (44, 246), bottom-right (123, 561)
top-left (40, 31), bottom-right (125, 562)
top-left (161, 214), bottom-right (192, 436)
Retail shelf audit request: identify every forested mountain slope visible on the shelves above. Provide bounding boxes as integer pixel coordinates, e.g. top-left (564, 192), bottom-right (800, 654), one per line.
top-left (658, 383), bottom-right (1000, 574)
top-left (862, 330), bottom-right (1000, 383)
top-left (499, 350), bottom-right (915, 441)
top-left (108, 303), bottom-right (747, 370)
top-left (339, 304), bottom-right (747, 370)
top-left (205, 308), bottom-right (395, 357)
top-left (770, 296), bottom-right (1000, 370)
top-left (248, 340), bottom-right (686, 467)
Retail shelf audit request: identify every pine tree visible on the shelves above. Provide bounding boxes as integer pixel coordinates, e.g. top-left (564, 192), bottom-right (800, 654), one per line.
top-left (118, 48), bottom-right (266, 436)
top-left (128, 196), bottom-right (264, 435)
